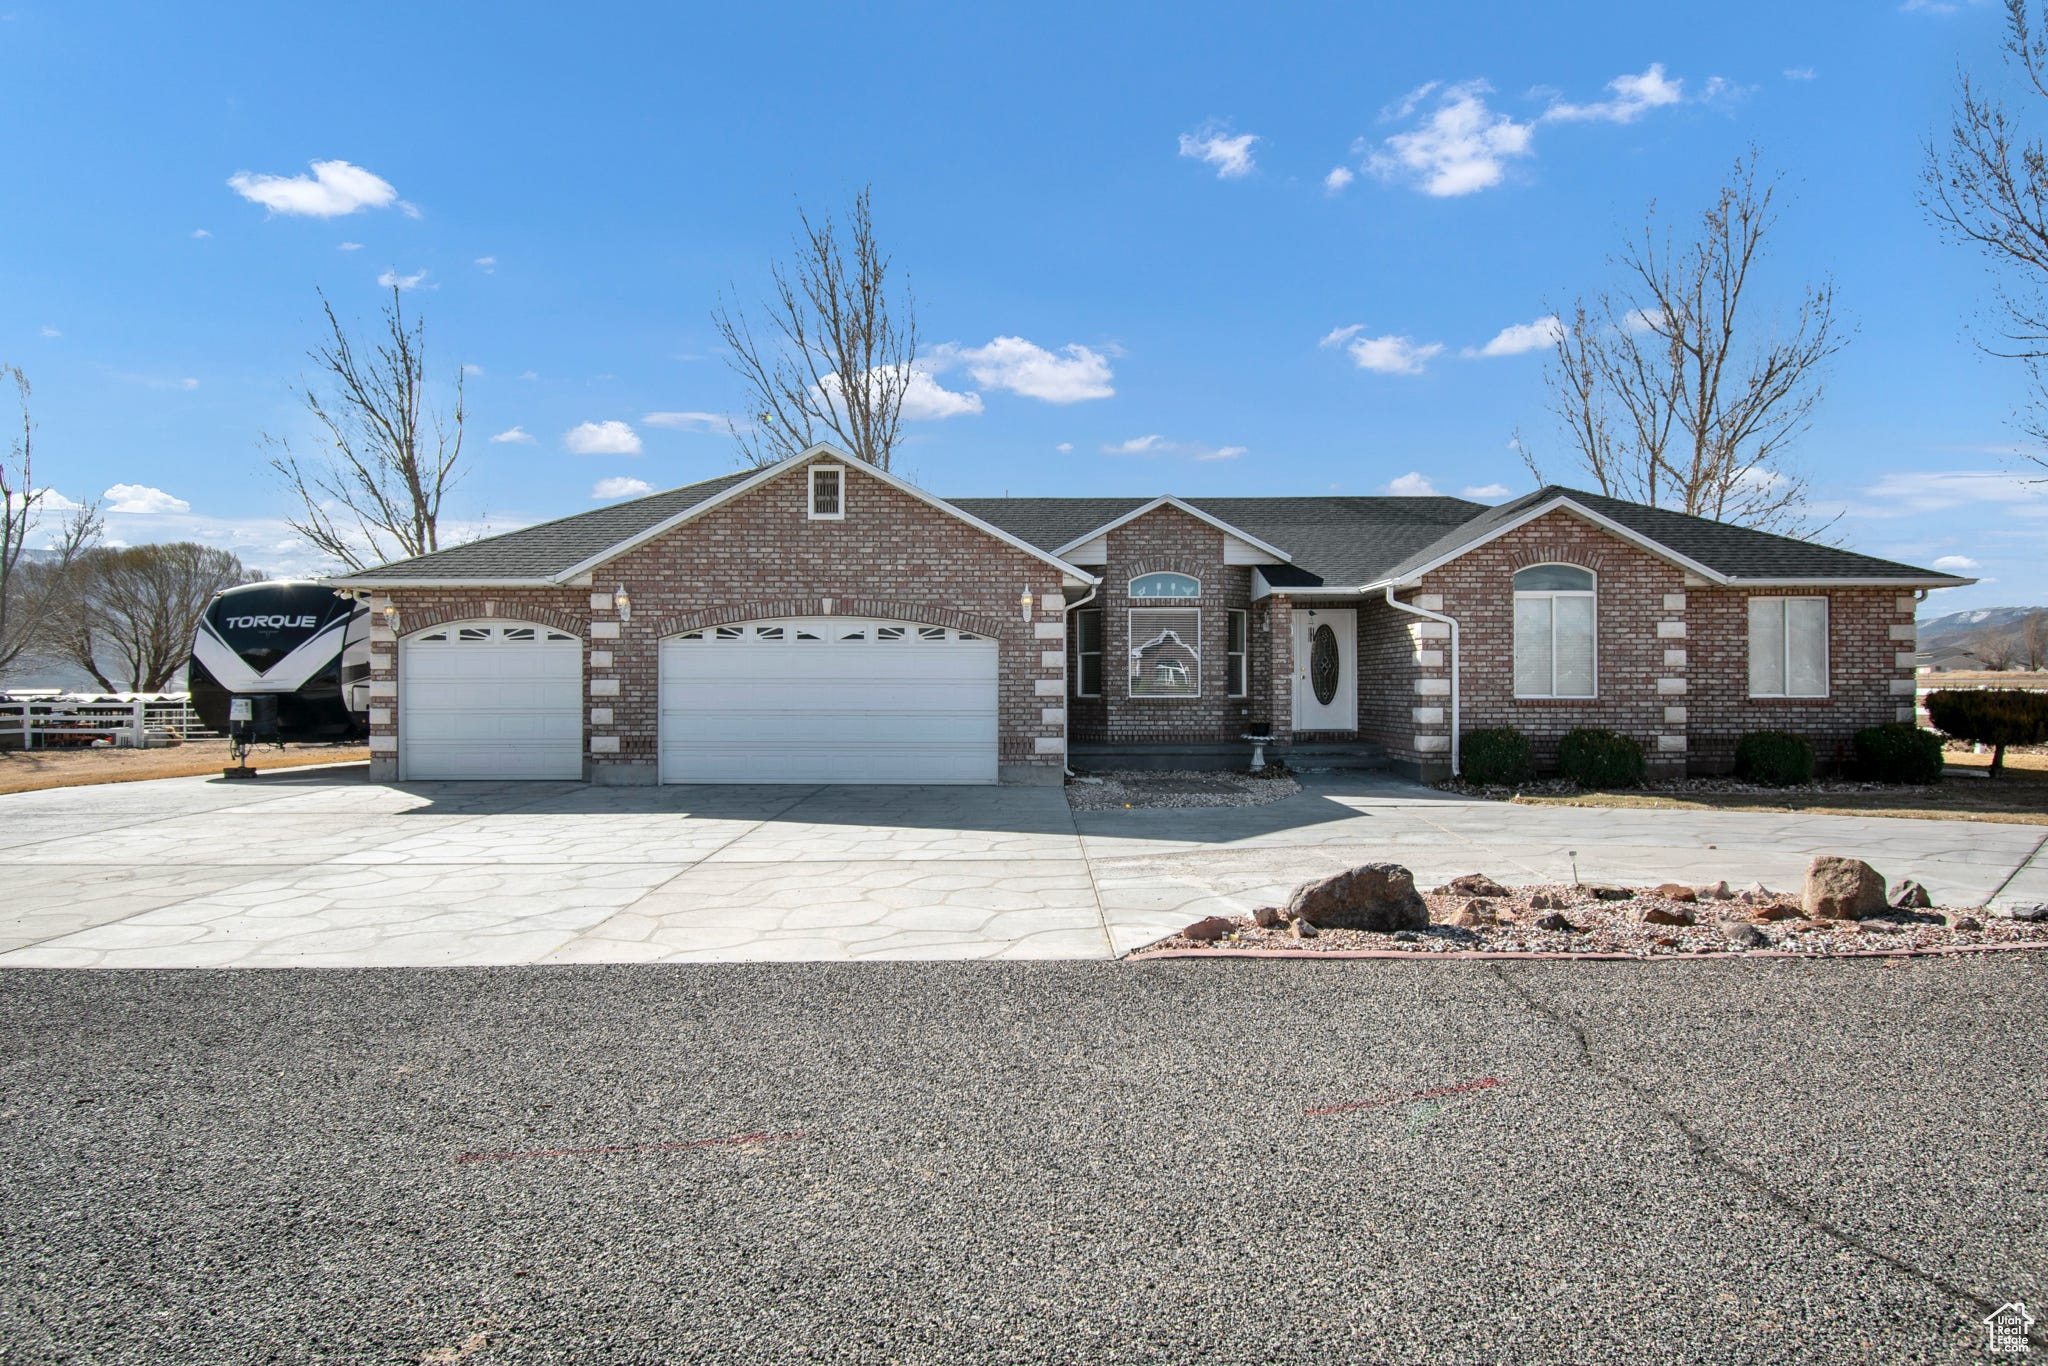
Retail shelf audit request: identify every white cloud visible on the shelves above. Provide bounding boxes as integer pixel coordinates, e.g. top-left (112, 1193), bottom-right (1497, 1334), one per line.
top-left (462, 363), bottom-right (484, 376)
top-left (1541, 63), bottom-right (1685, 124)
top-left (896, 368), bottom-right (983, 420)
top-left (1368, 80), bottom-right (1535, 196)
top-left (1105, 434), bottom-right (1169, 455)
top-left (103, 483), bottom-right (191, 515)
top-left (474, 256), bottom-right (496, 273)
top-left (190, 228), bottom-right (211, 239)
top-left (178, 377), bottom-right (198, 390)
top-left (1321, 324), bottom-right (1443, 374)
top-left (1932, 554), bottom-right (1981, 571)
top-left (642, 411), bottom-right (728, 431)
top-left (377, 268), bottom-right (430, 290)
top-left (1852, 469), bottom-right (2048, 515)
top-left (1100, 434), bottom-right (1244, 461)
top-left (1178, 122), bottom-right (1258, 178)
top-left (1055, 442), bottom-right (1074, 453)
top-left (592, 476), bottom-right (655, 500)
top-left (929, 337), bottom-right (1116, 403)
top-left (1324, 166), bottom-right (1356, 194)
top-left (3, 487), bottom-right (82, 515)
top-left (1385, 472), bottom-right (1440, 496)
top-left (227, 159), bottom-right (399, 217)
top-left (489, 426), bottom-right (534, 444)
top-left (1193, 444), bottom-right (1247, 461)
top-left (1901, 0), bottom-right (1989, 12)
top-left (38, 325), bottom-right (59, 338)
top-left (338, 241), bottom-right (363, 251)
top-left (519, 370), bottom-right (539, 381)
top-left (1381, 81), bottom-right (1441, 122)
top-left (1784, 66), bottom-right (1817, 81)
top-left (1463, 314), bottom-right (1562, 358)
top-left (563, 420), bottom-right (642, 456)
top-left (1461, 483), bottom-right (1514, 501)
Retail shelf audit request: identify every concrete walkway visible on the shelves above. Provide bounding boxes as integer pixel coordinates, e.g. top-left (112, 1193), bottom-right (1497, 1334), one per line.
top-left (0, 765), bottom-right (2041, 967)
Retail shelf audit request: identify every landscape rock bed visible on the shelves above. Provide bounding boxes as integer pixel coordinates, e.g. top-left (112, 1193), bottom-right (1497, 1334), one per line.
top-left (1439, 775), bottom-right (1949, 801)
top-left (1066, 769), bottom-right (1300, 811)
top-left (1138, 877), bottom-right (2048, 959)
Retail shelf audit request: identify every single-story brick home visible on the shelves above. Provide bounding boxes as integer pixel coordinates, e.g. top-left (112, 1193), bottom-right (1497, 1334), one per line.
top-left (328, 444), bottom-right (1969, 785)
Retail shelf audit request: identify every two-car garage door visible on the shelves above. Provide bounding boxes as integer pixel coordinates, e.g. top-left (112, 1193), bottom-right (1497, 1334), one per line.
top-left (659, 617), bottom-right (998, 784)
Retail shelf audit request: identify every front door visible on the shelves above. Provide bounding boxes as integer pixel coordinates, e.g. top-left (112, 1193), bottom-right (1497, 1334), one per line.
top-left (1291, 607), bottom-right (1356, 732)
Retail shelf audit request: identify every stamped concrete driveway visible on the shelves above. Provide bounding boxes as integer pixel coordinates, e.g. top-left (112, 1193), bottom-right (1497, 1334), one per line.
top-left (0, 765), bottom-right (2043, 968)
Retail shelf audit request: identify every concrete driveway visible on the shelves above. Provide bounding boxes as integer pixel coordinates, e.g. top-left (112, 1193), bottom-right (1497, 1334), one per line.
top-left (0, 765), bottom-right (2042, 967)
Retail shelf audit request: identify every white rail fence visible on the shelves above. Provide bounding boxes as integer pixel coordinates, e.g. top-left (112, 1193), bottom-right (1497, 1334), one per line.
top-left (0, 693), bottom-right (213, 750)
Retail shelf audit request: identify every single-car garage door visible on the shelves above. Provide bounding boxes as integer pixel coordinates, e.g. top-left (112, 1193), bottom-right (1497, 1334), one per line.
top-left (399, 622), bottom-right (583, 780)
top-left (660, 617), bottom-right (998, 784)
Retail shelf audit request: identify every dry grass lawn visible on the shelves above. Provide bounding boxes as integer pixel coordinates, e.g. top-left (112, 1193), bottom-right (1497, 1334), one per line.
top-left (1510, 750), bottom-right (2048, 826)
top-left (0, 739), bottom-right (367, 796)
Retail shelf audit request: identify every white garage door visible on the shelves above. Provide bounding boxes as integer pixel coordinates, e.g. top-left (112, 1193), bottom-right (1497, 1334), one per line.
top-left (398, 622), bottom-right (583, 780)
top-left (660, 617), bottom-right (998, 784)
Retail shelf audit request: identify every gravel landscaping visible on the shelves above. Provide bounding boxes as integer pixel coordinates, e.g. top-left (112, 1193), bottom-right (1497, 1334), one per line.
top-left (1139, 872), bottom-right (2048, 958)
top-left (1065, 767), bottom-right (1299, 810)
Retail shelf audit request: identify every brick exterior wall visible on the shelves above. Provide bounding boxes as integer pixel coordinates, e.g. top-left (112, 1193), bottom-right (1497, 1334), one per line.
top-left (368, 455), bottom-right (1069, 784)
top-left (1687, 586), bottom-right (1917, 773)
top-left (1064, 506), bottom-right (1263, 744)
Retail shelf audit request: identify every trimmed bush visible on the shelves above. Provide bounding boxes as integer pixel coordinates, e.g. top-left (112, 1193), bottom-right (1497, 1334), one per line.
top-left (1461, 727), bottom-right (1533, 786)
top-left (1733, 730), bottom-right (1816, 786)
top-left (1557, 727), bottom-right (1647, 788)
top-left (1926, 689), bottom-right (2048, 777)
top-left (1852, 722), bottom-right (1945, 784)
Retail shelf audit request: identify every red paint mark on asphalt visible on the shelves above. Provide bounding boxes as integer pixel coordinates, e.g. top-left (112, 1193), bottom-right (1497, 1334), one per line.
top-left (1303, 1076), bottom-right (1499, 1117)
top-left (454, 1130), bottom-right (805, 1164)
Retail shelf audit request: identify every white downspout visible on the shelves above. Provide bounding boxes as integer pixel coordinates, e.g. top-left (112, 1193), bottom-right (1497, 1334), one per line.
top-left (1382, 584), bottom-right (1460, 778)
top-left (1061, 584), bottom-right (1099, 778)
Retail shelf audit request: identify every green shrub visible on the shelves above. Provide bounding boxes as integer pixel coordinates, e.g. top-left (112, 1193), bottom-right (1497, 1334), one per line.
top-left (1851, 722), bottom-right (1945, 784)
top-left (1733, 730), bottom-right (1816, 786)
top-left (1926, 689), bottom-right (2048, 777)
top-left (1461, 727), bottom-right (1533, 786)
top-left (1557, 727), bottom-right (1647, 788)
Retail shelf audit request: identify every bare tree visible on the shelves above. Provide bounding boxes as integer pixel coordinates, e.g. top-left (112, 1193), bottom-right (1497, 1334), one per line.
top-left (1522, 153), bottom-right (1847, 533)
top-left (712, 188), bottom-right (918, 470)
top-left (45, 543), bottom-right (255, 692)
top-left (268, 288), bottom-right (465, 571)
top-left (2023, 609), bottom-right (2048, 669)
top-left (1924, 0), bottom-right (2048, 465)
top-left (0, 365), bottom-right (100, 680)
top-left (1974, 626), bottom-right (2020, 670)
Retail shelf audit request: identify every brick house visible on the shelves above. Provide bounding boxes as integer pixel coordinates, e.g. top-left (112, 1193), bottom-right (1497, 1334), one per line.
top-left (328, 444), bottom-right (1968, 785)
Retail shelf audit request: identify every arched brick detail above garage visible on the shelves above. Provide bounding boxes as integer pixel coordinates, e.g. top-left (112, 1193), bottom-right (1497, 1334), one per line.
top-left (650, 599), bottom-right (1009, 641)
top-left (396, 599), bottom-right (585, 637)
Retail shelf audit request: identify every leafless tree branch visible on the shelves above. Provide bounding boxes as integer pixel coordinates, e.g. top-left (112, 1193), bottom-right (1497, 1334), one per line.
top-left (0, 364), bottom-right (102, 679)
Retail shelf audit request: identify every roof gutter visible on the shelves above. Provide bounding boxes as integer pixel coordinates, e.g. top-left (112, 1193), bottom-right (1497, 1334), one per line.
top-left (1380, 585), bottom-right (1460, 779)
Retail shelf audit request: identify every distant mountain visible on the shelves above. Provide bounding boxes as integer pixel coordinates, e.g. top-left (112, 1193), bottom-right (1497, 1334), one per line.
top-left (1919, 606), bottom-right (2042, 652)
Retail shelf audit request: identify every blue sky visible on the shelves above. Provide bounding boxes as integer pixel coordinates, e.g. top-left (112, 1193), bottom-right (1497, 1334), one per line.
top-left (3, 0), bottom-right (2044, 610)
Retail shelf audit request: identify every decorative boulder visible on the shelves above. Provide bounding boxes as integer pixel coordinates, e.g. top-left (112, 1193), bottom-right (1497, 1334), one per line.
top-left (1698, 880), bottom-right (1735, 901)
top-left (1754, 902), bottom-right (1802, 922)
top-left (1641, 905), bottom-right (1695, 927)
top-left (1251, 905), bottom-right (1286, 929)
top-left (1451, 900), bottom-right (1498, 928)
top-left (1285, 863), bottom-right (1429, 932)
top-left (1289, 917), bottom-right (1320, 940)
top-left (1801, 856), bottom-right (1888, 921)
top-left (1532, 911), bottom-right (1583, 933)
top-left (1725, 923), bottom-right (1770, 950)
top-left (1890, 880), bottom-right (1933, 911)
top-left (1585, 884), bottom-right (1635, 901)
top-left (1651, 883), bottom-right (1699, 903)
top-left (1438, 873), bottom-right (1510, 898)
top-left (1182, 916), bottom-right (1234, 942)
top-left (1950, 914), bottom-right (1983, 931)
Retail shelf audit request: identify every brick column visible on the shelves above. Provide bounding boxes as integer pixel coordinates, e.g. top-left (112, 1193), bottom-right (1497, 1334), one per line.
top-left (1405, 593), bottom-right (1453, 774)
top-left (1266, 596), bottom-right (1293, 747)
top-left (1889, 596), bottom-right (1921, 724)
top-left (366, 595), bottom-right (398, 781)
top-left (1033, 587), bottom-right (1068, 771)
top-left (1654, 589), bottom-right (1689, 776)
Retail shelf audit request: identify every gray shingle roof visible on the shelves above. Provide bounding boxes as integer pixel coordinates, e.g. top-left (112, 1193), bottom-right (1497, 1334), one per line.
top-left (331, 473), bottom-right (1963, 588)
top-left (1378, 486), bottom-right (1958, 584)
top-left (330, 470), bottom-right (758, 583)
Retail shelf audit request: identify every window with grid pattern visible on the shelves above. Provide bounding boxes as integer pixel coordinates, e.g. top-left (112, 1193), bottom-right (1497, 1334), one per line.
top-left (1129, 608), bottom-right (1200, 698)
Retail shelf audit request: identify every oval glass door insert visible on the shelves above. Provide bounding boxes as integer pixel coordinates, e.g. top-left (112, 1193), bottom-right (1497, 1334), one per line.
top-left (1310, 623), bottom-right (1340, 706)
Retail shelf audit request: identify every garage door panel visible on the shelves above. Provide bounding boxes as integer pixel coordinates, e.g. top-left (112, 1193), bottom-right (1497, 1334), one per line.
top-left (399, 623), bottom-right (583, 781)
top-left (659, 618), bottom-right (1000, 785)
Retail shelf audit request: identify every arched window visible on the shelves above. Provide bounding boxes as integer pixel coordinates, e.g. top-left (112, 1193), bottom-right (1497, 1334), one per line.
top-left (1128, 572), bottom-right (1200, 599)
top-left (1513, 564), bottom-right (1596, 698)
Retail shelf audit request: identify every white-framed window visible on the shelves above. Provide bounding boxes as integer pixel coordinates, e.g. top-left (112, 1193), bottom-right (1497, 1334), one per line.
top-left (1749, 596), bottom-right (1829, 698)
top-left (1512, 564), bottom-right (1597, 699)
top-left (1227, 609), bottom-right (1248, 698)
top-left (808, 464), bottom-right (844, 520)
top-left (1129, 571), bottom-right (1200, 599)
top-left (1129, 607), bottom-right (1200, 699)
top-left (1074, 609), bottom-right (1103, 698)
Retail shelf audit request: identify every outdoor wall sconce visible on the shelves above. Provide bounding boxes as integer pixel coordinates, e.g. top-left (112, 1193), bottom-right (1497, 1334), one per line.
top-left (381, 603), bottom-right (399, 632)
top-left (1020, 588), bottom-right (1033, 622)
top-left (614, 584), bottom-right (632, 623)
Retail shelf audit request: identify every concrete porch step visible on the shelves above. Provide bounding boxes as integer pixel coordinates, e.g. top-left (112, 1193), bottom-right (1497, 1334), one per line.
top-left (1069, 741), bottom-right (1387, 773)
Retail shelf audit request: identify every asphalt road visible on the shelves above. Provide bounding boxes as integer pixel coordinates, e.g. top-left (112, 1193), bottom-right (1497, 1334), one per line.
top-left (2, 957), bottom-right (2043, 1364)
